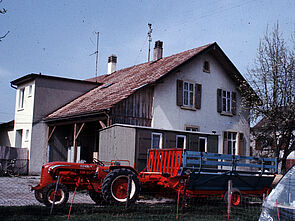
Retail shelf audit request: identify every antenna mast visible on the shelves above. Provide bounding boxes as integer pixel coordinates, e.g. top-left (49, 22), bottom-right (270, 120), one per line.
top-left (147, 23), bottom-right (152, 62)
top-left (95, 32), bottom-right (99, 82)
top-left (90, 32), bottom-right (100, 83)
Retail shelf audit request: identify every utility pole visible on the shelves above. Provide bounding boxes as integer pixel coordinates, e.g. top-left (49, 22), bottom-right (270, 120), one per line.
top-left (147, 23), bottom-right (152, 62)
top-left (90, 32), bottom-right (100, 82)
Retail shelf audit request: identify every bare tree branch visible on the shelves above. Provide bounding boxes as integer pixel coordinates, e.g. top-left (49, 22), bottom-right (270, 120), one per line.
top-left (0, 30), bottom-right (9, 41)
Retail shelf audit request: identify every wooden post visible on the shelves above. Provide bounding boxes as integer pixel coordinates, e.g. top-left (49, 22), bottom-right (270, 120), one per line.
top-left (73, 123), bottom-right (85, 163)
top-left (73, 123), bottom-right (77, 162)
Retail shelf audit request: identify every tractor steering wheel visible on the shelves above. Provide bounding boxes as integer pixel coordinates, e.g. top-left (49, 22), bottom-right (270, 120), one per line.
top-left (93, 158), bottom-right (104, 166)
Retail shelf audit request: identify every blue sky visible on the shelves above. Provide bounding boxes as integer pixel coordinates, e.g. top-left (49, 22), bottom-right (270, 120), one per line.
top-left (0, 0), bottom-right (294, 123)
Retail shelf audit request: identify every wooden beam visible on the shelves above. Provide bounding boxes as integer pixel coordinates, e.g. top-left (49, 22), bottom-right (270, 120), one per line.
top-left (47, 126), bottom-right (56, 142)
top-left (76, 123), bottom-right (85, 138)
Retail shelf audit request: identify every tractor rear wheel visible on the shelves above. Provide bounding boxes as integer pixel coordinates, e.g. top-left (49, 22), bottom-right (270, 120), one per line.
top-left (34, 189), bottom-right (43, 203)
top-left (224, 188), bottom-right (242, 206)
top-left (42, 183), bottom-right (69, 207)
top-left (89, 190), bottom-right (106, 205)
top-left (102, 168), bottom-right (140, 205)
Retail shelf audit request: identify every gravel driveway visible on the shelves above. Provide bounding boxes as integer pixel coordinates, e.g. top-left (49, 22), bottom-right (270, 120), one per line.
top-left (0, 176), bottom-right (94, 206)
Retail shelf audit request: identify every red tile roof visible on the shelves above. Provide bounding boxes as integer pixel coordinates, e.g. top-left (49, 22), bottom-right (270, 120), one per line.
top-left (46, 43), bottom-right (215, 120)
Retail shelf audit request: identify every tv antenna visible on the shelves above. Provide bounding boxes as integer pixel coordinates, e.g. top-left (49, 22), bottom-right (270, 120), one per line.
top-left (147, 23), bottom-right (153, 62)
top-left (90, 32), bottom-right (99, 82)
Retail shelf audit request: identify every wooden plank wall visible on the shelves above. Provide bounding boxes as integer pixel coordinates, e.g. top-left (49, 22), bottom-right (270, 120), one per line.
top-left (111, 86), bottom-right (154, 126)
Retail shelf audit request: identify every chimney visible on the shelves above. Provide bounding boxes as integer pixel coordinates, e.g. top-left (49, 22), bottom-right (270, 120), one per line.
top-left (153, 40), bottom-right (163, 61)
top-left (107, 54), bottom-right (117, 74)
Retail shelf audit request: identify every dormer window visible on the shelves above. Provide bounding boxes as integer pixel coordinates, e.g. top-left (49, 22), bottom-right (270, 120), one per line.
top-left (203, 61), bottom-right (210, 73)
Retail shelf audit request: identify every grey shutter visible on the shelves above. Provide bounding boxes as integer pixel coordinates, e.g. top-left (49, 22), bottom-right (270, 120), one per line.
top-left (176, 80), bottom-right (183, 106)
top-left (195, 83), bottom-right (202, 109)
top-left (232, 92), bottom-right (237, 115)
top-left (217, 89), bottom-right (222, 113)
top-left (223, 131), bottom-right (228, 154)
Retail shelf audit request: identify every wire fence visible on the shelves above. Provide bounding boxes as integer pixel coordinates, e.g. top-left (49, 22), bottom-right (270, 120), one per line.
top-left (0, 176), bottom-right (263, 221)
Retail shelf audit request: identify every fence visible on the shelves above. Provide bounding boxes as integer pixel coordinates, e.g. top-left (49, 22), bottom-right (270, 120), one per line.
top-left (0, 146), bottom-right (28, 175)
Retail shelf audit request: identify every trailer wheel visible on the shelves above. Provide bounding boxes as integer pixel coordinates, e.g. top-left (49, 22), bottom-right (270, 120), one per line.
top-left (34, 190), bottom-right (43, 203)
top-left (89, 190), bottom-right (106, 205)
top-left (102, 168), bottom-right (140, 205)
top-left (224, 188), bottom-right (242, 206)
top-left (42, 183), bottom-right (69, 207)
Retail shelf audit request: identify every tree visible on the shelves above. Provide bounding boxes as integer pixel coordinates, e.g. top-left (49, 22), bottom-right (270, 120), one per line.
top-left (247, 23), bottom-right (295, 174)
top-left (0, 0), bottom-right (9, 42)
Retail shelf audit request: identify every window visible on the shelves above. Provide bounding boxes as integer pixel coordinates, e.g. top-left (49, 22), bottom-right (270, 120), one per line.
top-left (222, 90), bottom-right (231, 113)
top-left (177, 80), bottom-right (202, 109)
top-left (203, 61), bottom-right (210, 73)
top-left (183, 81), bottom-right (194, 107)
top-left (217, 89), bottom-right (236, 115)
top-left (227, 132), bottom-right (236, 155)
top-left (151, 132), bottom-right (162, 149)
top-left (199, 137), bottom-right (208, 152)
top-left (185, 125), bottom-right (199, 132)
top-left (18, 88), bottom-right (25, 109)
top-left (223, 131), bottom-right (237, 155)
top-left (223, 132), bottom-right (245, 155)
top-left (28, 85), bottom-right (32, 96)
top-left (176, 135), bottom-right (186, 149)
top-left (25, 129), bottom-right (29, 141)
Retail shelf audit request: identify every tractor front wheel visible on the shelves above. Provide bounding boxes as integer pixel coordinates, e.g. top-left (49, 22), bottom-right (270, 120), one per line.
top-left (34, 189), bottom-right (43, 203)
top-left (42, 183), bottom-right (69, 207)
top-left (102, 168), bottom-right (140, 205)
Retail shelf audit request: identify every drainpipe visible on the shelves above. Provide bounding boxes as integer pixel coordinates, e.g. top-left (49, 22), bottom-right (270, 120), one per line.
top-left (104, 110), bottom-right (110, 127)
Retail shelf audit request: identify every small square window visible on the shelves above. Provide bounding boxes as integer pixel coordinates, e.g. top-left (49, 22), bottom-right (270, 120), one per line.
top-left (151, 133), bottom-right (162, 149)
top-left (176, 135), bottom-right (186, 149)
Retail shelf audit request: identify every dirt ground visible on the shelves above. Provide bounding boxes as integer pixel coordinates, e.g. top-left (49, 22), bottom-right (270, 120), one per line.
top-left (0, 176), bottom-right (94, 206)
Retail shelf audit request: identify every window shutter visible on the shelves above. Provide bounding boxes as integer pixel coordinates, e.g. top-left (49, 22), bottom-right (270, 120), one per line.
top-left (238, 133), bottom-right (244, 155)
top-left (195, 83), bottom-right (202, 109)
top-left (217, 89), bottom-right (222, 113)
top-left (223, 131), bottom-right (228, 154)
top-left (176, 80), bottom-right (183, 106)
top-left (231, 92), bottom-right (237, 115)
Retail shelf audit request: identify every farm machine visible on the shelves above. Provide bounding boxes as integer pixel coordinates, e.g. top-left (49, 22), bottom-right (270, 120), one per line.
top-left (32, 148), bottom-right (277, 207)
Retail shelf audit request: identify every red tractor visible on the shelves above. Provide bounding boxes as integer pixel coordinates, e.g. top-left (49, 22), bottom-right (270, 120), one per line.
top-left (32, 159), bottom-right (140, 207)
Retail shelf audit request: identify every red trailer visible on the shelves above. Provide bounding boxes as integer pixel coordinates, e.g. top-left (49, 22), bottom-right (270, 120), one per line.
top-left (138, 148), bottom-right (277, 205)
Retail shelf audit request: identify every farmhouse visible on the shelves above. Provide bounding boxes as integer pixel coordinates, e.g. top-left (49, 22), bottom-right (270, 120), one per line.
top-left (2, 41), bottom-right (255, 174)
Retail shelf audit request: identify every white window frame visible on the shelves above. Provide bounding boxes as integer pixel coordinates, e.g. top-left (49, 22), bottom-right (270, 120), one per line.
top-left (176, 135), bottom-right (186, 149)
top-left (18, 88), bottom-right (25, 110)
top-left (183, 81), bottom-right (195, 107)
top-left (28, 85), bottom-right (33, 97)
top-left (222, 90), bottom-right (231, 113)
top-left (199, 137), bottom-right (208, 152)
top-left (151, 132), bottom-right (162, 149)
top-left (227, 132), bottom-right (237, 155)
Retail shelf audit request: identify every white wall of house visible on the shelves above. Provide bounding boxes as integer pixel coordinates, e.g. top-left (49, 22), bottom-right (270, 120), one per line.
top-left (152, 53), bottom-right (250, 155)
top-left (13, 81), bottom-right (35, 152)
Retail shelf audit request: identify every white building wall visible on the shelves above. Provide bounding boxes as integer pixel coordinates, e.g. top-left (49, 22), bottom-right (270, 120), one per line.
top-left (152, 54), bottom-right (250, 155)
top-left (13, 81), bottom-right (35, 154)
